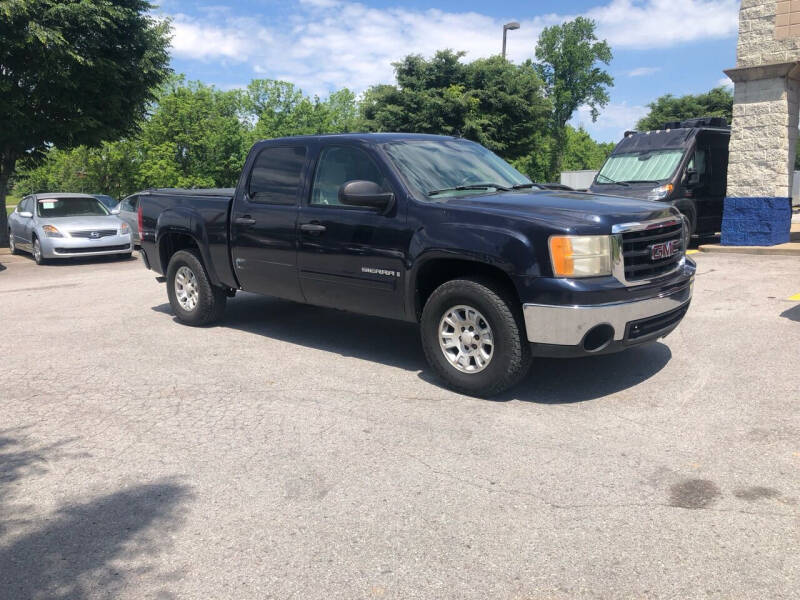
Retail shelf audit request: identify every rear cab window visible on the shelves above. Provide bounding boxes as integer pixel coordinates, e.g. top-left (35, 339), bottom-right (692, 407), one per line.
top-left (248, 146), bottom-right (307, 205)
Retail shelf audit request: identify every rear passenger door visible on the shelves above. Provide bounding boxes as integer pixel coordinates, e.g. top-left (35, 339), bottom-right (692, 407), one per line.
top-left (230, 144), bottom-right (308, 302)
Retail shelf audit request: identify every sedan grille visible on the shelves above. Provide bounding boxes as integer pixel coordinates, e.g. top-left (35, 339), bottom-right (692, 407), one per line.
top-left (70, 229), bottom-right (118, 238)
top-left (621, 220), bottom-right (684, 282)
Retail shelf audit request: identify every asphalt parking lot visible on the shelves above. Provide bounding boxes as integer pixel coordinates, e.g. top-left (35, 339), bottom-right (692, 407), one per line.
top-left (1, 249), bottom-right (799, 599)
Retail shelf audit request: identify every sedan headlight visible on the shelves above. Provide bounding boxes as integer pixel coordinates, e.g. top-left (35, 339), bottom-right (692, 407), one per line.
top-left (647, 183), bottom-right (673, 201)
top-left (549, 235), bottom-right (612, 278)
top-left (119, 222), bottom-right (130, 235)
top-left (42, 225), bottom-right (64, 238)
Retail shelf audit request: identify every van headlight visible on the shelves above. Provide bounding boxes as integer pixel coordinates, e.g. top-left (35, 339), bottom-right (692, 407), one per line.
top-left (549, 235), bottom-right (612, 278)
top-left (647, 183), bottom-right (673, 201)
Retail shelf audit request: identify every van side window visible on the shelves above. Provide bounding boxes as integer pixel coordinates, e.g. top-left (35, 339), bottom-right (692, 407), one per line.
top-left (311, 146), bottom-right (388, 206)
top-left (249, 146), bottom-right (307, 205)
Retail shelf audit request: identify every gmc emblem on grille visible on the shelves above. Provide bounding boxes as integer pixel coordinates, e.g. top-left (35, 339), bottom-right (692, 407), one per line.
top-left (650, 239), bottom-right (679, 260)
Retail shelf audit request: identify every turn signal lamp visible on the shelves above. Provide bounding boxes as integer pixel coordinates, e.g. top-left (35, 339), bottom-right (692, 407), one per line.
top-left (647, 183), bottom-right (673, 201)
top-left (549, 235), bottom-right (612, 278)
top-left (42, 224), bottom-right (63, 238)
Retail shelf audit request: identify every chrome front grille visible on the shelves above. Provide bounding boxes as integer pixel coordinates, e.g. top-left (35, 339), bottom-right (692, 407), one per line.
top-left (612, 217), bottom-right (686, 285)
top-left (70, 229), bottom-right (118, 238)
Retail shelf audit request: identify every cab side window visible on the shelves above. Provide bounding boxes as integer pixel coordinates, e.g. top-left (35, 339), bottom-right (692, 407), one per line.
top-left (249, 146), bottom-right (307, 205)
top-left (311, 146), bottom-right (388, 206)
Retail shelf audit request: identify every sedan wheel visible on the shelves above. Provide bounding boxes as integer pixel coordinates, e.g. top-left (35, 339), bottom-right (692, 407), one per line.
top-left (8, 230), bottom-right (18, 254)
top-left (33, 238), bottom-right (45, 265)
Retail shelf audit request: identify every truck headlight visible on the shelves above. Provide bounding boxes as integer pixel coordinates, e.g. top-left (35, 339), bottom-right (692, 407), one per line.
top-left (549, 235), bottom-right (612, 278)
top-left (42, 225), bottom-right (63, 238)
top-left (119, 222), bottom-right (130, 235)
top-left (647, 183), bottom-right (673, 201)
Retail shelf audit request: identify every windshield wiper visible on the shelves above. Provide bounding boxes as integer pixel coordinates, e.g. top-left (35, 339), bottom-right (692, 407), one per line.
top-left (619, 179), bottom-right (662, 184)
top-left (427, 183), bottom-right (510, 196)
top-left (595, 173), bottom-right (630, 187)
top-left (511, 183), bottom-right (536, 189)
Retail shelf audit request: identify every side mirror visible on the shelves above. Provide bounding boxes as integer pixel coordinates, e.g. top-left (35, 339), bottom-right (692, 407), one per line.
top-left (686, 168), bottom-right (700, 187)
top-left (111, 207), bottom-right (120, 215)
top-left (18, 211), bottom-right (33, 219)
top-left (339, 180), bottom-right (394, 212)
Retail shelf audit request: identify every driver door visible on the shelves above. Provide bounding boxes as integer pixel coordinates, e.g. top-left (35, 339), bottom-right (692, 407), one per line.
top-left (297, 144), bottom-right (409, 319)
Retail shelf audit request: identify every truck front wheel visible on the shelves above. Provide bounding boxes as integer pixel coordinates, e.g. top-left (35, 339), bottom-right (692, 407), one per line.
top-left (421, 278), bottom-right (532, 397)
top-left (166, 250), bottom-right (227, 326)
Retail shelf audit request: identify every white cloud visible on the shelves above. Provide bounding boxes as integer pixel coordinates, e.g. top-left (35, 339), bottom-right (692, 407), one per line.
top-left (165, 0), bottom-right (738, 95)
top-left (572, 102), bottom-right (649, 141)
top-left (717, 76), bottom-right (734, 87)
top-left (627, 66), bottom-right (660, 77)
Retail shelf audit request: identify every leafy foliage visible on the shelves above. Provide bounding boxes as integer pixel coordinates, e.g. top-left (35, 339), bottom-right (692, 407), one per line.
top-left (636, 87), bottom-right (734, 131)
top-left (361, 51), bottom-right (551, 162)
top-left (0, 0), bottom-right (171, 243)
top-left (534, 17), bottom-right (613, 178)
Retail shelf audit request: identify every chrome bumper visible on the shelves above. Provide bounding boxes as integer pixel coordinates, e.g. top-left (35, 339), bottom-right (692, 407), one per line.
top-left (41, 234), bottom-right (133, 258)
top-left (523, 280), bottom-right (693, 346)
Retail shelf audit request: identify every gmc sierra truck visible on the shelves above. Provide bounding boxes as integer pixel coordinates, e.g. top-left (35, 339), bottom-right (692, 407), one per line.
top-left (139, 133), bottom-right (695, 397)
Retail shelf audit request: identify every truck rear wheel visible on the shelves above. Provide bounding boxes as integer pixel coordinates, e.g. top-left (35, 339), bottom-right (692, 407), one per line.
top-left (166, 249), bottom-right (226, 326)
top-left (420, 278), bottom-right (532, 397)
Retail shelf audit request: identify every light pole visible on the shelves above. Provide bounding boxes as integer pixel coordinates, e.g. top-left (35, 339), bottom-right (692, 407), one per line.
top-left (502, 21), bottom-right (520, 60)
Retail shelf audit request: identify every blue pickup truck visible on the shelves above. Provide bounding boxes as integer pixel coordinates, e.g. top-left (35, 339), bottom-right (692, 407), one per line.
top-left (138, 133), bottom-right (695, 396)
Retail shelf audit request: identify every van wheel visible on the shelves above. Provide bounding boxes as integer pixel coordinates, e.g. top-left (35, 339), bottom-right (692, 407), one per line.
top-left (166, 250), bottom-right (226, 326)
top-left (421, 278), bottom-right (532, 397)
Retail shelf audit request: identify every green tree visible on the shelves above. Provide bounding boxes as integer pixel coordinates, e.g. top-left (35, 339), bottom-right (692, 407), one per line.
top-left (139, 82), bottom-right (249, 188)
top-left (361, 50), bottom-right (551, 162)
top-left (636, 87), bottom-right (733, 131)
top-left (0, 0), bottom-right (171, 245)
top-left (561, 126), bottom-right (614, 171)
top-left (535, 17), bottom-right (613, 179)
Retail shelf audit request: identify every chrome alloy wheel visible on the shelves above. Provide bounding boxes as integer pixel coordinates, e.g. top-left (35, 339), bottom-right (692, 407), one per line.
top-left (33, 238), bottom-right (42, 263)
top-left (8, 231), bottom-right (15, 253)
top-left (174, 265), bottom-right (199, 311)
top-left (438, 304), bottom-right (494, 373)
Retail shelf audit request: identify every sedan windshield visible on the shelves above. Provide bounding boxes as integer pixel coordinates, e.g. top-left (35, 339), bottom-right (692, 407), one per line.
top-left (37, 197), bottom-right (110, 218)
top-left (382, 139), bottom-right (531, 199)
top-left (596, 149), bottom-right (684, 184)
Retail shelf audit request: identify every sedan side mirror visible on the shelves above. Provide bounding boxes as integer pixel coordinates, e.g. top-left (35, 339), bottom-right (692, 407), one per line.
top-left (339, 180), bottom-right (394, 212)
top-left (111, 207), bottom-right (120, 215)
top-left (18, 211), bottom-right (33, 219)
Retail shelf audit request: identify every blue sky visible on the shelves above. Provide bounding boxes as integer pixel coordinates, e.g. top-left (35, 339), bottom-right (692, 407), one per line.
top-left (157, 0), bottom-right (739, 142)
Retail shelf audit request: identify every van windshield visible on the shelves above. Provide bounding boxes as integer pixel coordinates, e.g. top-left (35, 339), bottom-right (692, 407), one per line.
top-left (596, 149), bottom-right (684, 184)
top-left (382, 139), bottom-right (531, 199)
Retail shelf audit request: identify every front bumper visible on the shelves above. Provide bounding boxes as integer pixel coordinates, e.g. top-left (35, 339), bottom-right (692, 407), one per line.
top-left (40, 234), bottom-right (133, 258)
top-left (523, 275), bottom-right (693, 356)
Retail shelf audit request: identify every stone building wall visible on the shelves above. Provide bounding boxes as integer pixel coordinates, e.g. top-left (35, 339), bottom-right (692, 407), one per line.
top-left (722, 0), bottom-right (797, 245)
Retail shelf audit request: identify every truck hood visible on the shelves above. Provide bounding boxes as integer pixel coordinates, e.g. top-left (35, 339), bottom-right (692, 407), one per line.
top-left (437, 190), bottom-right (677, 234)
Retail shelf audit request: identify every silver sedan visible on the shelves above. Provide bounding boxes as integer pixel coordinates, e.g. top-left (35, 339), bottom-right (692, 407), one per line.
top-left (7, 193), bottom-right (133, 265)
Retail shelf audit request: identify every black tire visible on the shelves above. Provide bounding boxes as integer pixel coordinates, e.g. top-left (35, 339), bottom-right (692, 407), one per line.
top-left (8, 230), bottom-right (19, 255)
top-left (420, 278), bottom-right (532, 397)
top-left (166, 249), bottom-right (226, 326)
top-left (32, 236), bottom-right (46, 265)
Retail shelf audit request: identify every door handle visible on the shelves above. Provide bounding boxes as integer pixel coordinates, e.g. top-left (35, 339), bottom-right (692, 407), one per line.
top-left (235, 216), bottom-right (256, 225)
top-left (300, 223), bottom-right (326, 234)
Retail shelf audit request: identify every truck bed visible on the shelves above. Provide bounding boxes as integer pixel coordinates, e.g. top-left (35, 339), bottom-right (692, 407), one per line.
top-left (139, 188), bottom-right (238, 288)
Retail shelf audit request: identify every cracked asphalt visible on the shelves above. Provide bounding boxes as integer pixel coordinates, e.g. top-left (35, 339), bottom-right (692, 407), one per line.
top-left (0, 249), bottom-right (798, 599)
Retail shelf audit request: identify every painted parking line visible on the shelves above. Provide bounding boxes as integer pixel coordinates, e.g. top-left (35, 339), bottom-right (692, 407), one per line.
top-left (686, 249), bottom-right (700, 255)
top-left (788, 292), bottom-right (800, 301)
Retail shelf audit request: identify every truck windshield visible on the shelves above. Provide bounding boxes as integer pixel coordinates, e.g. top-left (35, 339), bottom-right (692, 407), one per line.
top-left (596, 149), bottom-right (684, 184)
top-left (382, 139), bottom-right (531, 199)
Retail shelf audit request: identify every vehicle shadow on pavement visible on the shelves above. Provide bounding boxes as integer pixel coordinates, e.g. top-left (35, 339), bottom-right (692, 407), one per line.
top-left (153, 293), bottom-right (428, 372)
top-left (499, 342), bottom-right (672, 404)
top-left (153, 293), bottom-right (672, 403)
top-left (780, 304), bottom-right (800, 322)
top-left (0, 429), bottom-right (192, 599)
